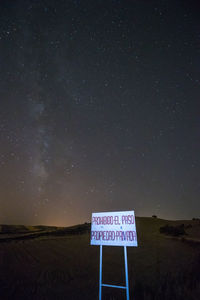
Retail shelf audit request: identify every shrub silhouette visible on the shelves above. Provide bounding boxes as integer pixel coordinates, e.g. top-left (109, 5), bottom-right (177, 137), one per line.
top-left (160, 224), bottom-right (186, 236)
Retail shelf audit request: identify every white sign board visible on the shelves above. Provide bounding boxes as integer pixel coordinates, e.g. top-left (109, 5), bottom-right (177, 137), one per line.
top-left (90, 211), bottom-right (138, 247)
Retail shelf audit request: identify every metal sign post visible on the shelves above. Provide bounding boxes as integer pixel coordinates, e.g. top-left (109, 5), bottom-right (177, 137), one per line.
top-left (124, 246), bottom-right (130, 300)
top-left (99, 245), bottom-right (103, 299)
top-left (91, 210), bottom-right (138, 300)
top-left (99, 245), bottom-right (130, 300)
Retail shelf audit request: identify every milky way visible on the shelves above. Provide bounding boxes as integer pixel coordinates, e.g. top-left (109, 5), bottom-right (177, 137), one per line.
top-left (0, 0), bottom-right (200, 226)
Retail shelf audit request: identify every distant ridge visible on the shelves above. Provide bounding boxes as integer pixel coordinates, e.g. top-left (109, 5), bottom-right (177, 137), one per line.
top-left (0, 218), bottom-right (199, 245)
top-left (0, 223), bottom-right (91, 242)
top-left (0, 224), bottom-right (58, 234)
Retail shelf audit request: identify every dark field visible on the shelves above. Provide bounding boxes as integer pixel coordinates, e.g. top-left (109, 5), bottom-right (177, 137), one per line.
top-left (0, 218), bottom-right (200, 300)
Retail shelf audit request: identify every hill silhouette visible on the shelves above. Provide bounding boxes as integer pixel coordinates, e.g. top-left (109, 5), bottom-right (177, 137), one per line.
top-left (0, 217), bottom-right (199, 299)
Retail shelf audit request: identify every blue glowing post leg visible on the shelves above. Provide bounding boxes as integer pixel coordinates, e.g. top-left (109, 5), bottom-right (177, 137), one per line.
top-left (99, 245), bottom-right (102, 300)
top-left (124, 246), bottom-right (130, 300)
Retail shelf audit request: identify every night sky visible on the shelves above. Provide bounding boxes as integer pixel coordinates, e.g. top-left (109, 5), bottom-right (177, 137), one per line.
top-left (0, 0), bottom-right (200, 226)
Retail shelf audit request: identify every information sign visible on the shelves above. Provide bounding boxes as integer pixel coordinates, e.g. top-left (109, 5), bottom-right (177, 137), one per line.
top-left (91, 210), bottom-right (137, 247)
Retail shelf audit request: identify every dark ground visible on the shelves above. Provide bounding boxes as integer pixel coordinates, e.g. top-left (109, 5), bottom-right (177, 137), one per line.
top-left (0, 218), bottom-right (200, 300)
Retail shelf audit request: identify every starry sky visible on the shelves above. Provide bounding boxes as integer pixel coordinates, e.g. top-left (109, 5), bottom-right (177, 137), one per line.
top-left (0, 0), bottom-right (200, 226)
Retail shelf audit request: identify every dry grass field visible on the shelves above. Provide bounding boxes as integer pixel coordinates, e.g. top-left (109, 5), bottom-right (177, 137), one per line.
top-left (0, 217), bottom-right (200, 300)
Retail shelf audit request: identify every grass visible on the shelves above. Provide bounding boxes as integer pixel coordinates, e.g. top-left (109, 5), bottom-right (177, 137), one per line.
top-left (0, 217), bottom-right (199, 299)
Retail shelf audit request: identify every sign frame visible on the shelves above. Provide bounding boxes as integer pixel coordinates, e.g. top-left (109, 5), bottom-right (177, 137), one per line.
top-left (91, 210), bottom-right (138, 300)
